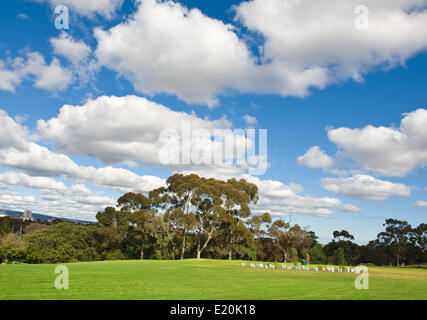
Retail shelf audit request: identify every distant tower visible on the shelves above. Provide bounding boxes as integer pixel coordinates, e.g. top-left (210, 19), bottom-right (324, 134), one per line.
top-left (23, 210), bottom-right (33, 221)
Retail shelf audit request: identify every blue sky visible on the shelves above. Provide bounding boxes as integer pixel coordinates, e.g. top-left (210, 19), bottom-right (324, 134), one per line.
top-left (0, 0), bottom-right (427, 244)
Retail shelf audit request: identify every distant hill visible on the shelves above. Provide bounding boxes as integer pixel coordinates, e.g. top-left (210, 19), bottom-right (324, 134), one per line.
top-left (0, 209), bottom-right (94, 224)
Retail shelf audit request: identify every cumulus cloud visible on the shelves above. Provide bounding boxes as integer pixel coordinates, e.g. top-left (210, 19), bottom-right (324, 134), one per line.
top-left (0, 171), bottom-right (114, 212)
top-left (95, 0), bottom-right (257, 106)
top-left (20, 52), bottom-right (73, 91)
top-left (297, 146), bottom-right (334, 169)
top-left (37, 95), bottom-right (229, 165)
top-left (235, 0), bottom-right (427, 96)
top-left (340, 204), bottom-right (363, 212)
top-left (0, 189), bottom-right (115, 221)
top-left (328, 109), bottom-right (427, 177)
top-left (414, 201), bottom-right (427, 208)
top-left (0, 172), bottom-right (67, 191)
top-left (0, 192), bottom-right (37, 207)
top-left (250, 176), bottom-right (341, 217)
top-left (0, 173), bottom-right (113, 205)
top-left (90, 0), bottom-right (427, 105)
top-left (0, 61), bottom-right (22, 92)
top-left (243, 115), bottom-right (257, 126)
top-left (0, 143), bottom-right (166, 194)
top-left (0, 52), bottom-right (72, 92)
top-left (0, 108), bottom-right (166, 193)
top-left (32, 0), bottom-right (123, 18)
top-left (0, 34), bottom-right (100, 93)
top-left (50, 33), bottom-right (91, 65)
top-left (2, 99), bottom-right (268, 195)
top-left (200, 174), bottom-right (340, 217)
top-left (37, 95), bottom-right (266, 176)
top-left (19, 0), bottom-right (427, 105)
top-left (0, 172), bottom-right (117, 221)
top-left (321, 174), bottom-right (412, 201)
top-left (0, 110), bottom-right (29, 150)
top-left (50, 33), bottom-right (98, 84)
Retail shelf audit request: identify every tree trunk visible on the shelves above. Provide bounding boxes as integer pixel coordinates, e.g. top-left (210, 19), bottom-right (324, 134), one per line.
top-left (197, 240), bottom-right (201, 259)
top-left (171, 245), bottom-right (176, 260)
top-left (140, 245), bottom-right (144, 260)
top-left (198, 228), bottom-right (215, 259)
top-left (181, 231), bottom-right (186, 260)
top-left (228, 233), bottom-right (233, 260)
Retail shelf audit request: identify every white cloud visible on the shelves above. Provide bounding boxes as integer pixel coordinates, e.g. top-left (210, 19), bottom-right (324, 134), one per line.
top-left (297, 146), bottom-right (334, 169)
top-left (17, 14), bottom-right (30, 20)
top-left (0, 110), bottom-right (29, 150)
top-left (95, 0), bottom-right (257, 106)
top-left (243, 115), bottom-right (257, 125)
top-left (70, 184), bottom-right (92, 195)
top-left (340, 204), bottom-right (363, 212)
top-left (0, 192), bottom-right (37, 207)
top-left (0, 108), bottom-right (166, 194)
top-left (235, 175), bottom-right (340, 217)
top-left (0, 171), bottom-right (116, 210)
top-left (328, 109), bottom-right (427, 177)
top-left (37, 95), bottom-right (229, 165)
top-left (77, 166), bottom-right (166, 194)
top-left (50, 33), bottom-right (98, 84)
top-left (414, 201), bottom-right (427, 208)
top-left (0, 34), bottom-right (98, 93)
top-left (0, 188), bottom-right (115, 221)
top-left (321, 174), bottom-right (411, 201)
top-left (90, 0), bottom-right (427, 105)
top-left (32, 0), bottom-right (123, 18)
top-left (37, 95), bottom-right (265, 176)
top-left (50, 33), bottom-right (91, 65)
top-left (39, 186), bottom-right (115, 207)
top-left (22, 52), bottom-right (73, 91)
top-left (0, 172), bottom-right (67, 191)
top-left (0, 61), bottom-right (21, 92)
top-left (289, 182), bottom-right (303, 194)
top-left (232, 180), bottom-right (338, 217)
top-left (0, 52), bottom-right (72, 92)
top-left (0, 171), bottom-right (117, 221)
top-left (235, 0), bottom-right (427, 96)
top-left (0, 143), bottom-right (166, 194)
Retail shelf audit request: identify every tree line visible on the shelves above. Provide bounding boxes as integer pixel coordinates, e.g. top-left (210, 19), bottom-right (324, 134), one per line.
top-left (0, 174), bottom-right (425, 265)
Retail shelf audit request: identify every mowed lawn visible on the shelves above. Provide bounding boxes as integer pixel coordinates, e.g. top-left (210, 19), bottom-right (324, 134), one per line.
top-left (0, 259), bottom-right (426, 300)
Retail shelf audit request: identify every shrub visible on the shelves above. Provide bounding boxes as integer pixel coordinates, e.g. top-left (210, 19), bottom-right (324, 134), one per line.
top-left (309, 244), bottom-right (326, 264)
top-left (24, 223), bottom-right (101, 263)
top-left (0, 233), bottom-right (27, 262)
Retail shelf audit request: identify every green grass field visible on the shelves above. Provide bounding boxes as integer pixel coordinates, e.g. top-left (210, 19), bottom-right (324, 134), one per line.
top-left (1, 259), bottom-right (426, 300)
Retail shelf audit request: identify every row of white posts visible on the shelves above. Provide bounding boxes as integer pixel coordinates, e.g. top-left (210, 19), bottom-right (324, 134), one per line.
top-left (241, 262), bottom-right (362, 273)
